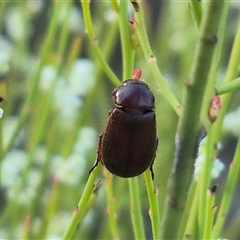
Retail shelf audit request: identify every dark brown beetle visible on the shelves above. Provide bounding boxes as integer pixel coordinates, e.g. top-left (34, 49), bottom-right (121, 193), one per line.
top-left (90, 72), bottom-right (157, 178)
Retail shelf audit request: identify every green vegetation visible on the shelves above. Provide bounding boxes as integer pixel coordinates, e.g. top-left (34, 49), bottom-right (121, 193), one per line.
top-left (0, 1), bottom-right (240, 239)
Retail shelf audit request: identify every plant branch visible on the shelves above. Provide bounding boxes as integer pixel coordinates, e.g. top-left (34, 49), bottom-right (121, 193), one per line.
top-left (189, 0), bottom-right (202, 29)
top-left (129, 178), bottom-right (145, 239)
top-left (144, 170), bottom-right (160, 240)
top-left (134, 2), bottom-right (181, 115)
top-left (63, 165), bottom-right (101, 239)
top-left (118, 1), bottom-right (134, 79)
top-left (80, 0), bottom-right (120, 86)
top-left (160, 1), bottom-right (225, 239)
top-left (216, 76), bottom-right (240, 95)
top-left (211, 17), bottom-right (240, 145)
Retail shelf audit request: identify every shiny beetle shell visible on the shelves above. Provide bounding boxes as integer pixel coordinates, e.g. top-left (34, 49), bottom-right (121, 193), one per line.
top-left (92, 79), bottom-right (157, 178)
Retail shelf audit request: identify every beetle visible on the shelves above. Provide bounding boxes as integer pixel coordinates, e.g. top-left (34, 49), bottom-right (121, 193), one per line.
top-left (90, 77), bottom-right (158, 178)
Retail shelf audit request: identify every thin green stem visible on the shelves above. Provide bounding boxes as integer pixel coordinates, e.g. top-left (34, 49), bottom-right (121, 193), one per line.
top-left (200, 1), bottom-right (229, 130)
top-left (182, 183), bottom-right (199, 239)
top-left (63, 164), bottom-right (101, 239)
top-left (110, 0), bottom-right (119, 12)
top-left (160, 2), bottom-right (225, 239)
top-left (203, 188), bottom-right (216, 240)
top-left (118, 1), bottom-right (134, 79)
top-left (197, 128), bottom-right (214, 239)
top-left (216, 76), bottom-right (240, 95)
top-left (104, 169), bottom-right (119, 239)
top-left (61, 19), bottom-right (118, 158)
top-left (128, 178), bottom-right (145, 240)
top-left (212, 18), bottom-right (240, 144)
top-left (178, 181), bottom-right (198, 239)
top-left (189, 0), bottom-right (202, 28)
top-left (144, 170), bottom-right (160, 240)
top-left (134, 2), bottom-right (181, 115)
top-left (80, 0), bottom-right (120, 86)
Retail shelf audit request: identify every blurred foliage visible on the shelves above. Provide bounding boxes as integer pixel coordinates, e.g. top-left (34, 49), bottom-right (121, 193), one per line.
top-left (0, 1), bottom-right (240, 239)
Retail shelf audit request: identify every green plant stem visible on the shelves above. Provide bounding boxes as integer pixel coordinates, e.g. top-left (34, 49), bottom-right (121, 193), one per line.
top-left (207, 13), bottom-right (240, 240)
top-left (80, 0), bottom-right (120, 86)
top-left (203, 188), bottom-right (216, 240)
top-left (61, 19), bottom-right (118, 158)
top-left (160, 2), bottom-right (225, 239)
top-left (200, 1), bottom-right (229, 129)
top-left (63, 164), bottom-right (101, 239)
top-left (197, 128), bottom-right (214, 238)
top-left (216, 76), bottom-right (240, 95)
top-left (118, 1), bottom-right (134, 79)
top-left (134, 2), bottom-right (181, 115)
top-left (128, 178), bottom-right (145, 240)
top-left (183, 184), bottom-right (199, 239)
top-left (110, 0), bottom-right (119, 12)
top-left (104, 169), bottom-right (119, 239)
top-left (144, 169), bottom-right (160, 240)
top-left (212, 18), bottom-right (240, 143)
top-left (178, 181), bottom-right (198, 239)
top-left (189, 0), bottom-right (202, 28)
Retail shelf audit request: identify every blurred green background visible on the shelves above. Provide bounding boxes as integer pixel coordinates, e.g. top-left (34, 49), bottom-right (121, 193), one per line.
top-left (0, 1), bottom-right (240, 239)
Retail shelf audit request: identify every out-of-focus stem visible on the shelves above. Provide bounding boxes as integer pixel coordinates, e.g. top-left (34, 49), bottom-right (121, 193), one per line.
top-left (160, 2), bottom-right (225, 239)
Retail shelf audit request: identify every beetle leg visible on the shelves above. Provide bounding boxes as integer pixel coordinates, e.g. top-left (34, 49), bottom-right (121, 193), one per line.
top-left (149, 138), bottom-right (158, 180)
top-left (89, 134), bottom-right (103, 175)
top-left (149, 165), bottom-right (154, 180)
top-left (156, 138), bottom-right (159, 151)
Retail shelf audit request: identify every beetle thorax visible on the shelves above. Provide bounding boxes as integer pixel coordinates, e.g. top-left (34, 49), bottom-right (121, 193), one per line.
top-left (113, 80), bottom-right (155, 110)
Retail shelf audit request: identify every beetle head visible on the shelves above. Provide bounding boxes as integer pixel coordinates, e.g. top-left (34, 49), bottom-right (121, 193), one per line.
top-left (113, 79), bottom-right (155, 110)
